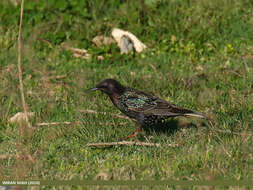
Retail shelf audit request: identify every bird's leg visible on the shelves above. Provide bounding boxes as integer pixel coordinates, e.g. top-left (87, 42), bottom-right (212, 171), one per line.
top-left (124, 124), bottom-right (142, 139)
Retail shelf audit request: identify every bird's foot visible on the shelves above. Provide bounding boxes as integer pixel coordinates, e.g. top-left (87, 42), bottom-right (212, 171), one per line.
top-left (123, 132), bottom-right (139, 140)
top-left (122, 124), bottom-right (142, 140)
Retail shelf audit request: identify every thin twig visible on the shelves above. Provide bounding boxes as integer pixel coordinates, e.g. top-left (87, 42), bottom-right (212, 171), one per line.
top-left (87, 141), bottom-right (160, 147)
top-left (87, 141), bottom-right (178, 147)
top-left (18, 0), bottom-right (31, 128)
top-left (36, 122), bottom-right (71, 126)
top-left (80, 109), bottom-right (130, 120)
top-left (55, 74), bottom-right (67, 80)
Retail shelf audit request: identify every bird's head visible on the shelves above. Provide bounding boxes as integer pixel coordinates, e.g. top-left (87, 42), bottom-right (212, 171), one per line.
top-left (88, 79), bottom-right (126, 96)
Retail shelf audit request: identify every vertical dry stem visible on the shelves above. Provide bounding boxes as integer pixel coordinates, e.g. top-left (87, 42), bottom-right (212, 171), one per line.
top-left (18, 0), bottom-right (31, 128)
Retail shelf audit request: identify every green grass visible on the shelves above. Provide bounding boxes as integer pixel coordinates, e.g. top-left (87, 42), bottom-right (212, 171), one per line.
top-left (0, 0), bottom-right (253, 189)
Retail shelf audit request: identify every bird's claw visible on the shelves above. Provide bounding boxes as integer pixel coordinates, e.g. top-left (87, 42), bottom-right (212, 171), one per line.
top-left (122, 132), bottom-right (139, 140)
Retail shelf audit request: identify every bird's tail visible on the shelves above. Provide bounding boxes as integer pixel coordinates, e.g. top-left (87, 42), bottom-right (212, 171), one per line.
top-left (184, 110), bottom-right (207, 119)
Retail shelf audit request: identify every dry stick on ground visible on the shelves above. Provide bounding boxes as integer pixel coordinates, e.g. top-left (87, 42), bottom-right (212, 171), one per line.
top-left (36, 115), bottom-right (120, 127)
top-left (87, 141), bottom-right (179, 147)
top-left (18, 0), bottom-right (31, 128)
top-left (36, 122), bottom-right (71, 126)
top-left (80, 109), bottom-right (130, 120)
top-left (87, 141), bottom-right (160, 147)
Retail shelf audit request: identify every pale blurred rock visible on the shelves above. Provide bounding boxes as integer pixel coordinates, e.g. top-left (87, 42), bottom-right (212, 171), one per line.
top-left (196, 65), bottom-right (204, 71)
top-left (63, 47), bottom-right (90, 59)
top-left (92, 35), bottom-right (115, 47)
top-left (9, 0), bottom-right (21, 6)
top-left (112, 28), bottom-right (147, 54)
top-left (97, 55), bottom-right (104, 60)
top-left (9, 112), bottom-right (34, 124)
top-left (119, 35), bottom-right (134, 54)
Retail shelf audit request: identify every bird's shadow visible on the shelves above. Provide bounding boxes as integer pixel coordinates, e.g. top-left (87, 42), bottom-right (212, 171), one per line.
top-left (141, 118), bottom-right (200, 137)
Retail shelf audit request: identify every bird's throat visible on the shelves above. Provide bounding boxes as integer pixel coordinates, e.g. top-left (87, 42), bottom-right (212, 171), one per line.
top-left (109, 94), bottom-right (119, 107)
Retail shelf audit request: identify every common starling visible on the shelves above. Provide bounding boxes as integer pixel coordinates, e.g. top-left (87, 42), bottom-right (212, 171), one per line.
top-left (88, 79), bottom-right (206, 138)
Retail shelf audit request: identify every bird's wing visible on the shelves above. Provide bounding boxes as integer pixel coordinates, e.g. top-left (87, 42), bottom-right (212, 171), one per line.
top-left (122, 89), bottom-right (205, 118)
top-left (144, 99), bottom-right (190, 115)
top-left (127, 96), bottom-right (197, 116)
top-left (125, 97), bottom-right (157, 112)
top-left (122, 90), bottom-right (158, 112)
top-left (143, 99), bottom-right (206, 117)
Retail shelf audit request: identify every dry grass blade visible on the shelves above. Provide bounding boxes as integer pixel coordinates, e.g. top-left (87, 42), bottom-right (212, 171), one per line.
top-left (79, 109), bottom-right (130, 120)
top-left (18, 0), bottom-right (31, 128)
top-left (87, 141), bottom-right (178, 147)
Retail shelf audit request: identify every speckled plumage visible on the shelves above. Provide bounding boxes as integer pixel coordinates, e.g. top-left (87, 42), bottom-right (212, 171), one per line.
top-left (115, 89), bottom-right (168, 126)
top-left (89, 79), bottom-right (206, 138)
